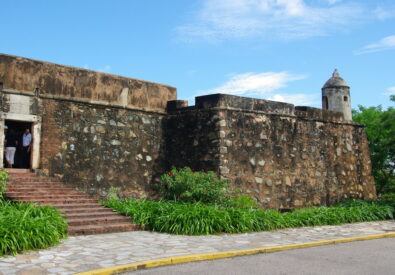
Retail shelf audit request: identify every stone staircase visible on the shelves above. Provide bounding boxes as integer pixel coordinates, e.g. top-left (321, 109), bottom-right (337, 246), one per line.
top-left (4, 170), bottom-right (140, 235)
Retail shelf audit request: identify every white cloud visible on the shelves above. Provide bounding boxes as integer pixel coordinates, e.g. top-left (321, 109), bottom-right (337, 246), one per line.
top-left (81, 64), bottom-right (112, 72)
top-left (177, 0), bottom-right (364, 41)
top-left (374, 6), bottom-right (395, 20)
top-left (269, 93), bottom-right (319, 106)
top-left (98, 65), bottom-right (112, 73)
top-left (354, 35), bottom-right (395, 55)
top-left (384, 86), bottom-right (395, 95)
top-left (203, 72), bottom-right (306, 96)
top-left (327, 0), bottom-right (342, 5)
top-left (195, 71), bottom-right (317, 105)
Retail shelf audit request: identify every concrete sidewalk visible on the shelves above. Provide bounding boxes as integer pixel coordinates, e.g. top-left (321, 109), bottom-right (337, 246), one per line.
top-left (0, 221), bottom-right (394, 275)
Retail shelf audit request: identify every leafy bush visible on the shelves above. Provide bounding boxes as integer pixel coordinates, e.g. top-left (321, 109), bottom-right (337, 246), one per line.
top-left (284, 204), bottom-right (393, 226)
top-left (336, 197), bottom-right (395, 216)
top-left (0, 200), bottom-right (68, 256)
top-left (379, 193), bottom-right (395, 201)
top-left (106, 167), bottom-right (394, 236)
top-left (0, 170), bottom-right (9, 198)
top-left (377, 198), bottom-right (395, 215)
top-left (156, 167), bottom-right (230, 205)
top-left (106, 186), bottom-right (121, 201)
top-left (226, 193), bottom-right (259, 209)
top-left (104, 198), bottom-right (393, 235)
top-left (353, 97), bottom-right (395, 194)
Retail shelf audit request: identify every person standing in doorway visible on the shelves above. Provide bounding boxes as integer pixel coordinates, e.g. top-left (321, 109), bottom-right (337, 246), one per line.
top-left (5, 129), bottom-right (18, 168)
top-left (22, 128), bottom-right (32, 169)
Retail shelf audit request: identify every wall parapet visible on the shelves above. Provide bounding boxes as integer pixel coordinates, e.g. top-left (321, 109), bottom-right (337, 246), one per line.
top-left (1, 88), bottom-right (167, 116)
top-left (0, 53), bottom-right (176, 111)
top-left (295, 106), bottom-right (344, 122)
top-left (195, 94), bottom-right (295, 115)
top-left (168, 94), bottom-right (362, 125)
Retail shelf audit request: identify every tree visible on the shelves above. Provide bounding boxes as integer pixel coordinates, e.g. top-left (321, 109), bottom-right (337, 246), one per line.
top-left (352, 96), bottom-right (395, 194)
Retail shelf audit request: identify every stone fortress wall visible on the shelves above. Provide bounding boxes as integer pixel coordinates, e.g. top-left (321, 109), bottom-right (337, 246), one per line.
top-left (167, 95), bottom-right (376, 209)
top-left (0, 54), bottom-right (376, 208)
top-left (0, 54), bottom-right (174, 198)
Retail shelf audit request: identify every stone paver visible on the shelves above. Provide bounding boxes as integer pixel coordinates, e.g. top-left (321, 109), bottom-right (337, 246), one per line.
top-left (0, 221), bottom-right (394, 275)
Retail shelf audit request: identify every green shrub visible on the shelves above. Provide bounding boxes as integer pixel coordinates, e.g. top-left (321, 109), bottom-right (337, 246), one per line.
top-left (377, 194), bottom-right (395, 214)
top-left (285, 204), bottom-right (393, 226)
top-left (104, 198), bottom-right (393, 236)
top-left (0, 170), bottom-right (9, 198)
top-left (336, 197), bottom-right (395, 216)
top-left (226, 194), bottom-right (259, 209)
top-left (379, 193), bottom-right (395, 201)
top-left (156, 167), bottom-right (230, 205)
top-left (107, 186), bottom-right (121, 201)
top-left (0, 200), bottom-right (68, 256)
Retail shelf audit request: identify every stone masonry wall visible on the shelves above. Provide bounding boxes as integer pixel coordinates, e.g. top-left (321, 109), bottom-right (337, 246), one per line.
top-left (167, 94), bottom-right (376, 209)
top-left (165, 108), bottom-right (220, 172)
top-left (1, 54), bottom-right (176, 199)
top-left (0, 55), bottom-right (377, 209)
top-left (40, 98), bottom-right (165, 198)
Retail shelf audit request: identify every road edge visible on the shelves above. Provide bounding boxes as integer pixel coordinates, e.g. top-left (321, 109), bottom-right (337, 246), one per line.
top-left (75, 232), bottom-right (395, 275)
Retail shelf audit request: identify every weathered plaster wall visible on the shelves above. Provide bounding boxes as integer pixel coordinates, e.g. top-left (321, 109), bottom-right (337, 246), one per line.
top-left (40, 98), bottom-right (165, 198)
top-left (0, 53), bottom-right (176, 111)
top-left (167, 94), bottom-right (376, 209)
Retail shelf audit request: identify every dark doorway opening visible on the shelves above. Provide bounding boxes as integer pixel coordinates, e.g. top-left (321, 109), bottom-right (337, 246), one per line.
top-left (4, 120), bottom-right (33, 169)
top-left (322, 96), bottom-right (329, 110)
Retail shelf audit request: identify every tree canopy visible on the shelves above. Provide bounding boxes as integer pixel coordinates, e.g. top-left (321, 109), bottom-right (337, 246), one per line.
top-left (352, 96), bottom-right (395, 194)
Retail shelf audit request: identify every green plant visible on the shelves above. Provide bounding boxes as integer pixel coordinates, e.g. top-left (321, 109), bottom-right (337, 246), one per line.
top-left (0, 200), bottom-right (68, 256)
top-left (0, 170), bottom-right (9, 198)
top-left (353, 96), bottom-right (395, 194)
top-left (156, 167), bottom-right (230, 205)
top-left (379, 193), bottom-right (395, 201)
top-left (227, 194), bottom-right (259, 209)
top-left (103, 198), bottom-right (393, 236)
top-left (107, 186), bottom-right (120, 201)
top-left (336, 198), bottom-right (395, 216)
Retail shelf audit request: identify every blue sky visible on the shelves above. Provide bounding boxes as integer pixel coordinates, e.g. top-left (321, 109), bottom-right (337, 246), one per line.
top-left (1, 0), bottom-right (394, 108)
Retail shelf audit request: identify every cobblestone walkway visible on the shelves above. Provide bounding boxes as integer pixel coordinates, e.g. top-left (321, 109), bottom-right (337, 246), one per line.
top-left (1, 221), bottom-right (394, 275)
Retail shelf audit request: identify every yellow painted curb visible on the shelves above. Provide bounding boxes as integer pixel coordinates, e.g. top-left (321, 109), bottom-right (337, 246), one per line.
top-left (75, 232), bottom-right (395, 275)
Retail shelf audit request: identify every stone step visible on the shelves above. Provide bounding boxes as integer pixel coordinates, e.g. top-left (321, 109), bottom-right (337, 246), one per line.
top-left (6, 194), bottom-right (90, 200)
top-left (7, 172), bottom-right (138, 236)
top-left (8, 177), bottom-right (39, 181)
top-left (14, 198), bottom-right (98, 204)
top-left (5, 169), bottom-right (32, 173)
top-left (9, 184), bottom-right (63, 188)
top-left (5, 189), bottom-right (82, 195)
top-left (67, 216), bottom-right (131, 226)
top-left (7, 172), bottom-right (35, 177)
top-left (7, 186), bottom-right (75, 191)
top-left (10, 178), bottom-right (60, 183)
top-left (63, 211), bottom-right (118, 219)
top-left (8, 181), bottom-right (66, 185)
top-left (9, 182), bottom-right (63, 186)
top-left (68, 223), bottom-right (140, 236)
top-left (51, 203), bottom-right (103, 209)
top-left (59, 207), bottom-right (115, 214)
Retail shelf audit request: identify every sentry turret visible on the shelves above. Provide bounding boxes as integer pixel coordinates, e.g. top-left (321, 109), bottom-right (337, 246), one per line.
top-left (322, 69), bottom-right (352, 121)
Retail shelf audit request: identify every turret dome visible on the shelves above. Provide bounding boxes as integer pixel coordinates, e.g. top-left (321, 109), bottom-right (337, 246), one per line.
top-left (322, 69), bottom-right (349, 89)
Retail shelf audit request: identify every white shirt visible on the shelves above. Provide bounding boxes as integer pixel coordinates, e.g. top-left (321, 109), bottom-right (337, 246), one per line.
top-left (23, 133), bottom-right (32, 147)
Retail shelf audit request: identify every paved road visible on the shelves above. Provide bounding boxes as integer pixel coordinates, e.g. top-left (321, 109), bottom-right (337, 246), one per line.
top-left (128, 238), bottom-right (395, 275)
top-left (0, 221), bottom-right (393, 274)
